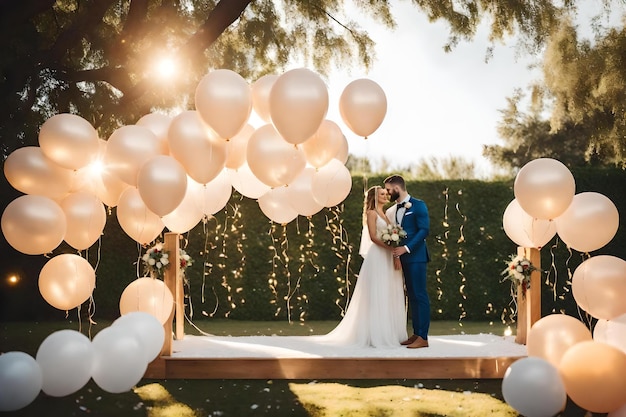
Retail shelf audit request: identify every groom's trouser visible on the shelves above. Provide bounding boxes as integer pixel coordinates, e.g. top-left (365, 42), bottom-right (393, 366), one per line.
top-left (404, 261), bottom-right (430, 339)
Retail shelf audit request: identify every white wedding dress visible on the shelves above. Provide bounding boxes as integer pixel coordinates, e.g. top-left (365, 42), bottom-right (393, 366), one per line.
top-left (311, 214), bottom-right (408, 348)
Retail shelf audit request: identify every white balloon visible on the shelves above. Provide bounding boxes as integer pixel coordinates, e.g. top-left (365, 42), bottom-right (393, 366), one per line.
top-left (162, 177), bottom-right (205, 233)
top-left (311, 159), bottom-right (352, 207)
top-left (0, 352), bottom-right (43, 412)
top-left (285, 167), bottom-right (324, 217)
top-left (502, 199), bottom-right (556, 248)
top-left (258, 187), bottom-right (298, 224)
top-left (228, 164), bottom-right (271, 199)
top-left (191, 170), bottom-right (232, 216)
top-left (113, 312), bottom-right (165, 363)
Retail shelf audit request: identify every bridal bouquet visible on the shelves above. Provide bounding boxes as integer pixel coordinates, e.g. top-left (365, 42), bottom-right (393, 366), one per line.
top-left (501, 254), bottom-right (537, 297)
top-left (142, 241), bottom-right (193, 279)
top-left (380, 224), bottom-right (407, 270)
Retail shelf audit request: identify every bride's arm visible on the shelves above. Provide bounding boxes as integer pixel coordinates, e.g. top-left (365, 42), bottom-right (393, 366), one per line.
top-left (366, 210), bottom-right (392, 250)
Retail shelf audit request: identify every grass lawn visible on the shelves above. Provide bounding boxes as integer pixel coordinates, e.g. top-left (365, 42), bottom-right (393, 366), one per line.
top-left (0, 319), bottom-right (594, 416)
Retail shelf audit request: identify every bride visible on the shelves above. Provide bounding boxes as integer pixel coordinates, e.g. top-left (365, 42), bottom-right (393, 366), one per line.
top-left (312, 185), bottom-right (408, 348)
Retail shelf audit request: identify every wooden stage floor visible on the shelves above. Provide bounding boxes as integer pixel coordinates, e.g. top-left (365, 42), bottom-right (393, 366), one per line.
top-left (145, 333), bottom-right (527, 380)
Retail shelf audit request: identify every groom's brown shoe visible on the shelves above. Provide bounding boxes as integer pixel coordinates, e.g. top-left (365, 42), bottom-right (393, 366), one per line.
top-left (400, 335), bottom-right (419, 346)
top-left (407, 336), bottom-right (429, 349)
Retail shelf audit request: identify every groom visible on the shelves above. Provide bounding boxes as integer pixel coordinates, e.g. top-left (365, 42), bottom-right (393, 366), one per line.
top-left (384, 175), bottom-right (431, 349)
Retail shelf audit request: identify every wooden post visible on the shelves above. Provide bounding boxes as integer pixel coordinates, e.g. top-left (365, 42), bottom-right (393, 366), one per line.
top-left (161, 232), bottom-right (184, 356)
top-left (515, 246), bottom-right (541, 344)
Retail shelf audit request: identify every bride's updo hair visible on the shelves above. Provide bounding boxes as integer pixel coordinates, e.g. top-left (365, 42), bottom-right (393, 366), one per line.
top-left (363, 186), bottom-right (380, 224)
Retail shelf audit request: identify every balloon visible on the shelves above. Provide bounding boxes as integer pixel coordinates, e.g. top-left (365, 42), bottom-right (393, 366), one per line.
top-left (225, 123), bottom-right (253, 170)
top-left (195, 69), bottom-right (252, 139)
top-left (335, 134), bottom-right (349, 164)
top-left (269, 68), bottom-right (328, 145)
top-left (113, 311), bottom-right (165, 363)
top-left (162, 177), bottom-right (205, 234)
top-left (119, 277), bottom-right (174, 325)
top-left (136, 112), bottom-right (173, 154)
top-left (228, 163), bottom-right (271, 199)
top-left (502, 357), bottom-right (566, 417)
top-left (116, 187), bottom-right (164, 244)
top-left (246, 124), bottom-right (306, 187)
top-left (104, 125), bottom-right (162, 186)
top-left (3, 146), bottom-right (74, 199)
top-left (251, 74), bottom-right (278, 122)
top-left (36, 330), bottom-right (93, 397)
top-left (190, 170), bottom-right (232, 216)
top-left (339, 78), bottom-right (387, 138)
top-left (168, 110), bottom-right (228, 184)
top-left (1, 195), bottom-right (66, 255)
top-left (609, 402), bottom-right (626, 417)
top-left (76, 140), bottom-right (129, 207)
top-left (258, 187), bottom-right (298, 224)
top-left (137, 155), bottom-right (187, 217)
top-left (302, 119), bottom-right (343, 169)
top-left (559, 341), bottom-right (626, 413)
top-left (572, 255), bottom-right (626, 320)
top-left (39, 254), bottom-right (96, 311)
top-left (513, 158), bottom-right (575, 220)
top-left (527, 314), bottom-right (592, 367)
top-left (594, 313), bottom-right (626, 355)
top-left (555, 192), bottom-right (619, 252)
top-left (91, 326), bottom-right (148, 394)
top-left (311, 159), bottom-right (352, 207)
top-left (0, 352), bottom-right (42, 412)
top-left (502, 199), bottom-right (557, 248)
top-left (38, 113), bottom-right (99, 170)
top-left (285, 167), bottom-right (324, 217)
top-left (60, 192), bottom-right (107, 250)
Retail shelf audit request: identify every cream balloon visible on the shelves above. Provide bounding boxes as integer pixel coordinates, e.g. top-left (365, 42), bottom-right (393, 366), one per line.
top-left (335, 134), bottom-right (349, 164)
top-left (251, 74), bottom-right (279, 122)
top-left (285, 167), bottom-right (324, 217)
top-left (225, 123), bottom-right (253, 169)
top-left (228, 164), bottom-right (271, 199)
top-left (168, 110), bottom-right (227, 184)
top-left (119, 277), bottom-right (174, 325)
top-left (502, 199), bottom-right (557, 248)
top-left (1, 195), bottom-right (66, 255)
top-left (555, 192), bottom-right (619, 253)
top-left (195, 69), bottom-right (252, 139)
top-left (527, 314), bottom-right (592, 368)
top-left (339, 78), bottom-right (387, 138)
top-left (162, 177), bottom-right (205, 234)
top-left (116, 187), bottom-right (164, 244)
top-left (513, 158), bottom-right (575, 220)
top-left (136, 112), bottom-right (173, 155)
top-left (105, 125), bottom-right (162, 186)
top-left (246, 124), bottom-right (306, 187)
top-left (258, 187), bottom-right (299, 224)
top-left (572, 255), bottom-right (626, 320)
top-left (4, 146), bottom-right (74, 199)
top-left (190, 170), bottom-right (232, 216)
top-left (302, 119), bottom-right (343, 169)
top-left (269, 68), bottom-right (329, 145)
top-left (311, 159), bottom-right (352, 207)
top-left (137, 155), bottom-right (187, 217)
top-left (594, 313), bottom-right (626, 355)
top-left (60, 192), bottom-right (107, 250)
top-left (38, 113), bottom-right (99, 170)
top-left (559, 341), bottom-right (626, 413)
top-left (39, 254), bottom-right (96, 311)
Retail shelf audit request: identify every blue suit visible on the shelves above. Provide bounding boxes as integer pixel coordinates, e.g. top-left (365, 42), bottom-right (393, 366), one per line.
top-left (391, 196), bottom-right (431, 339)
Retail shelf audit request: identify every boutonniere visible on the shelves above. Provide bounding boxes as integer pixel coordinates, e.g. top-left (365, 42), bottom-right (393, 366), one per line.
top-left (404, 202), bottom-right (412, 209)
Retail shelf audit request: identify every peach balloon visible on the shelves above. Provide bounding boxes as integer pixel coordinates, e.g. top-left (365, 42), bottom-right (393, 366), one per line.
top-left (302, 120), bottom-right (343, 169)
top-left (258, 187), bottom-right (298, 224)
top-left (116, 188), bottom-right (164, 244)
top-left (119, 277), bottom-right (174, 325)
top-left (228, 163), bottom-right (271, 199)
top-left (137, 155), bottom-right (187, 217)
top-left (269, 68), bottom-right (328, 145)
top-left (502, 199), bottom-right (557, 248)
top-left (38, 113), bottom-right (99, 170)
top-left (527, 314), bottom-right (592, 367)
top-left (105, 125), bottom-right (162, 186)
top-left (335, 134), bottom-right (349, 165)
top-left (1, 195), bottom-right (66, 255)
top-left (559, 341), bottom-right (626, 413)
top-left (311, 159), bottom-right (352, 207)
top-left (513, 158), bottom-right (575, 220)
top-left (555, 192), bottom-right (619, 253)
top-left (168, 111), bottom-right (227, 184)
top-left (162, 177), bottom-right (205, 234)
top-left (39, 254), bottom-right (95, 311)
top-left (225, 123), bottom-right (253, 170)
top-left (251, 74), bottom-right (278, 123)
top-left (246, 124), bottom-right (306, 187)
top-left (339, 78), bottom-right (387, 138)
top-left (4, 146), bottom-right (74, 200)
top-left (60, 192), bottom-right (107, 250)
top-left (572, 255), bottom-right (626, 320)
top-left (136, 112), bottom-right (173, 155)
top-left (285, 167), bottom-right (324, 217)
top-left (195, 69), bottom-right (252, 139)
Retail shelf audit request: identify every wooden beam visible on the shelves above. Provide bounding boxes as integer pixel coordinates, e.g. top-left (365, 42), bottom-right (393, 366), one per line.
top-left (515, 247), bottom-right (541, 344)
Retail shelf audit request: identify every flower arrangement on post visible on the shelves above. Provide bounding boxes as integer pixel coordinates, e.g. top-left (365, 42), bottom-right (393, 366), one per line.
top-left (501, 254), bottom-right (537, 298)
top-left (142, 241), bottom-right (193, 279)
top-left (380, 223), bottom-right (407, 270)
